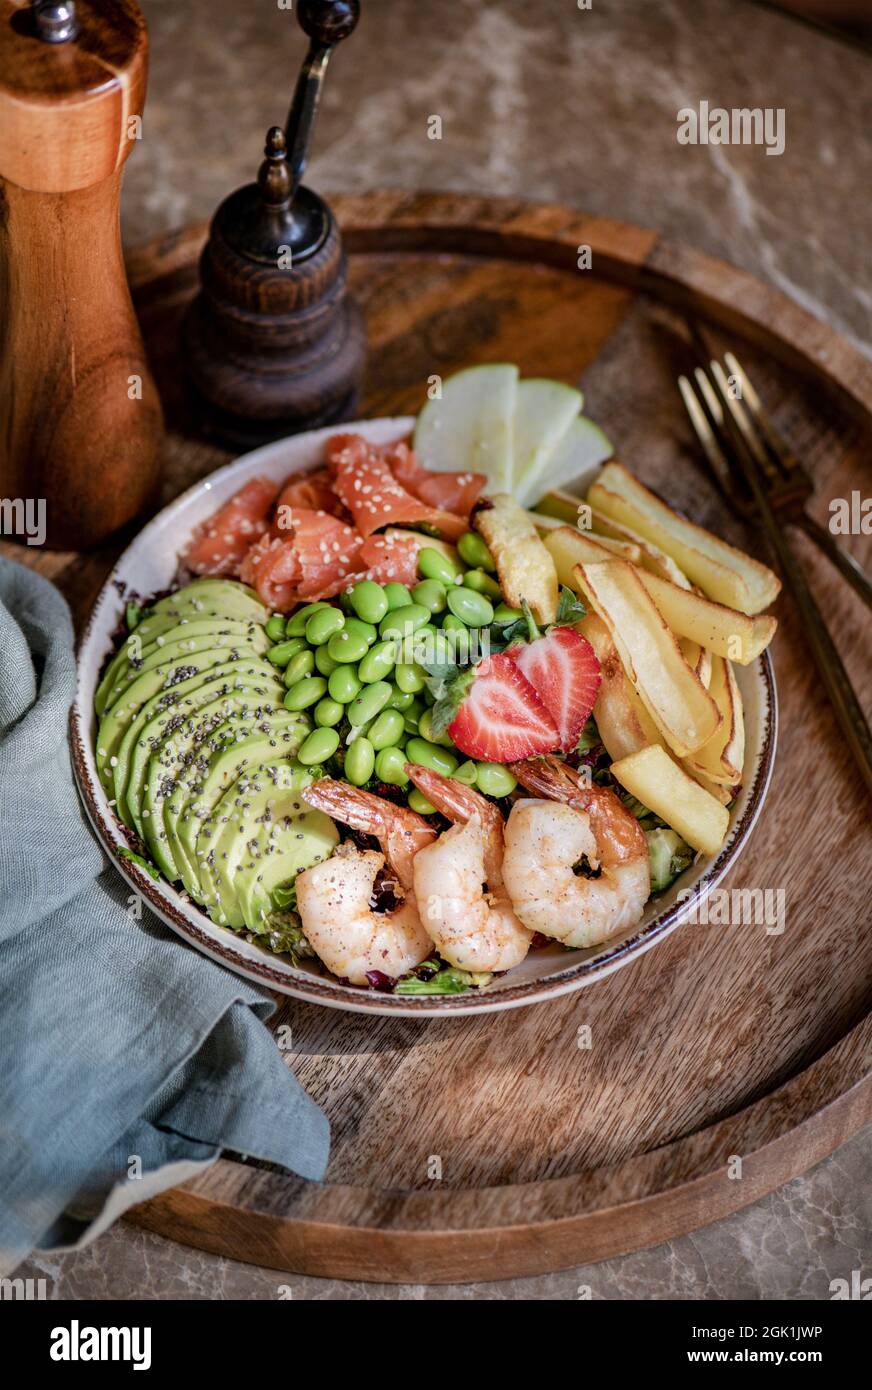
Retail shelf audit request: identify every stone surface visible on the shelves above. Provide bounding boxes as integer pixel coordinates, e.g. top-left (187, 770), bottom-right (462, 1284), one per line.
top-left (22, 0), bottom-right (868, 1299)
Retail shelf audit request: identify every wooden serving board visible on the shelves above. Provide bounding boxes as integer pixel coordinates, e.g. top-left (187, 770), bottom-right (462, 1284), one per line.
top-left (8, 192), bottom-right (871, 1283)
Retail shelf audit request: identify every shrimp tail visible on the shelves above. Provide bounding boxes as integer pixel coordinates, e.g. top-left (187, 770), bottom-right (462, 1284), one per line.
top-left (302, 777), bottom-right (435, 889)
top-left (510, 756), bottom-right (646, 865)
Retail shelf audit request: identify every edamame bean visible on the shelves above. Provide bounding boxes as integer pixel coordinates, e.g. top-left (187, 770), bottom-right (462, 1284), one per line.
top-left (395, 661), bottom-right (426, 694)
top-left (268, 636), bottom-right (308, 668)
top-left (297, 726), bottom-right (340, 765)
top-left (452, 759), bottom-right (478, 786)
top-left (386, 686), bottom-right (414, 711)
top-left (368, 708), bottom-right (405, 750)
top-left (374, 745), bottom-right (409, 786)
top-left (378, 603), bottom-right (430, 641)
top-left (314, 697), bottom-right (344, 728)
top-left (457, 530), bottom-right (496, 572)
top-left (493, 602), bottom-right (523, 624)
top-left (383, 582), bottom-right (412, 610)
top-left (265, 614), bottom-right (287, 642)
top-left (282, 648), bottom-right (315, 687)
top-left (348, 680), bottom-right (392, 727)
top-left (349, 579), bottom-right (388, 625)
top-left (408, 788), bottom-right (437, 815)
top-left (283, 676), bottom-right (327, 711)
top-left (314, 644), bottom-right (339, 676)
top-left (357, 639), bottom-right (398, 684)
top-left (475, 762), bottom-right (517, 798)
top-left (417, 546), bottom-right (463, 585)
top-left (446, 586), bottom-right (494, 627)
top-left (462, 568), bottom-right (502, 600)
top-left (343, 615), bottom-right (377, 646)
top-left (328, 665), bottom-right (362, 704)
top-left (411, 579), bottom-right (447, 615)
top-left (345, 736), bottom-right (375, 786)
top-left (441, 613), bottom-right (467, 636)
top-left (403, 713), bottom-right (420, 736)
top-left (327, 626), bottom-right (370, 664)
top-left (305, 606), bottom-right (345, 646)
top-left (286, 602), bottom-right (330, 637)
top-left (418, 709), bottom-right (454, 748)
top-left (405, 737), bottom-right (458, 777)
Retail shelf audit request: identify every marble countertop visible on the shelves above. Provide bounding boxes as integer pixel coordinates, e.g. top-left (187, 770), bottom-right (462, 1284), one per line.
top-left (28, 0), bottom-right (872, 1299)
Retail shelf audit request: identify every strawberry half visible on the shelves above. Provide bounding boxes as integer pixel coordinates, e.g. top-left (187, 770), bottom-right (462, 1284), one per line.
top-left (446, 652), bottom-right (559, 762)
top-left (507, 626), bottom-right (601, 752)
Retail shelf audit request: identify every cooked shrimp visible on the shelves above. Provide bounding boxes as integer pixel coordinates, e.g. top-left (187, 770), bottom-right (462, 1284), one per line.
top-left (295, 781), bottom-right (436, 985)
top-left (502, 756), bottom-right (650, 948)
top-left (405, 766), bottom-right (532, 973)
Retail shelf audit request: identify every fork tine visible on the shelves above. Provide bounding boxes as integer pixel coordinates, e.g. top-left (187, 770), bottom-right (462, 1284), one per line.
top-left (709, 360), bottom-right (782, 482)
top-left (678, 374), bottom-right (732, 489)
top-left (723, 351), bottom-right (804, 481)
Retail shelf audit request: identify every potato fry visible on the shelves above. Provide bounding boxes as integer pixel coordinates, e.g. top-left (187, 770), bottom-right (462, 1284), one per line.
top-left (589, 462), bottom-right (780, 614)
top-left (684, 655), bottom-right (745, 787)
top-left (589, 506), bottom-right (693, 588)
top-left (679, 638), bottom-right (713, 689)
top-left (474, 492), bottom-right (558, 623)
top-left (611, 745), bottom-right (730, 856)
top-left (530, 513), bottom-right (640, 562)
top-left (633, 569), bottom-right (776, 664)
top-left (577, 613), bottom-right (663, 760)
top-left (573, 560), bottom-right (721, 757)
top-left (544, 526), bottom-right (640, 585)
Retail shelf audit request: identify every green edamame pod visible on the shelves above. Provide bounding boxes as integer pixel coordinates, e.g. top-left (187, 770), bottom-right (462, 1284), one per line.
top-left (417, 546), bottom-right (463, 585)
top-left (345, 736), bottom-right (375, 786)
top-left (475, 762), bottom-right (518, 797)
top-left (314, 697), bottom-right (344, 728)
top-left (268, 636), bottom-right (308, 668)
top-left (297, 726), bottom-right (340, 766)
top-left (286, 602), bottom-right (331, 637)
top-left (374, 745), bottom-right (409, 787)
top-left (327, 665), bottom-right (363, 704)
top-left (265, 614), bottom-right (287, 642)
top-left (283, 676), bottom-right (327, 711)
top-left (349, 580), bottom-right (388, 625)
top-left (408, 788), bottom-right (437, 816)
top-left (282, 648), bottom-right (315, 687)
top-left (348, 680), bottom-right (392, 727)
top-left (305, 606), bottom-right (345, 647)
top-left (357, 639), bottom-right (398, 684)
top-left (445, 586), bottom-right (494, 628)
top-left (405, 737), bottom-right (458, 777)
top-left (457, 530), bottom-right (496, 572)
top-left (368, 708), bottom-right (405, 751)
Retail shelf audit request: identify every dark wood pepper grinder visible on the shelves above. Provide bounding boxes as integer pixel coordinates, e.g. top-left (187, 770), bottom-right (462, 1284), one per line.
top-left (0, 0), bottom-right (164, 550)
top-left (184, 0), bottom-right (365, 448)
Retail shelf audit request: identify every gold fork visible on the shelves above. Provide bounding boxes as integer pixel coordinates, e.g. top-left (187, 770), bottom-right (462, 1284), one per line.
top-left (679, 349), bottom-right (872, 799)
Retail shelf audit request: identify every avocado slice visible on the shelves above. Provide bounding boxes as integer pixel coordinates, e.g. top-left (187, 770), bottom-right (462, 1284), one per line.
top-left (111, 659), bottom-right (282, 821)
top-left (99, 619), bottom-right (270, 713)
top-left (170, 713), bottom-right (311, 897)
top-left (96, 644), bottom-right (274, 790)
top-left (140, 706), bottom-right (307, 881)
top-left (196, 762), bottom-right (337, 930)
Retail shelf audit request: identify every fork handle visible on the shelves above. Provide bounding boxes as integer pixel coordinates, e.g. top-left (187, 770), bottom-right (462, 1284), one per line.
top-left (796, 514), bottom-right (872, 612)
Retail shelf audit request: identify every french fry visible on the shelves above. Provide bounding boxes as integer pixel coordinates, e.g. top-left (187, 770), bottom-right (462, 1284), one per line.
top-left (573, 560), bottom-right (721, 757)
top-left (611, 745), bottom-right (730, 856)
top-left (577, 613), bottom-right (664, 760)
top-left (544, 525), bottom-right (640, 585)
top-left (684, 655), bottom-right (745, 787)
top-left (589, 506), bottom-right (693, 588)
top-left (474, 492), bottom-right (558, 624)
top-left (633, 569), bottom-right (776, 664)
top-left (679, 638), bottom-right (713, 689)
top-left (589, 462), bottom-right (780, 614)
top-left (530, 513), bottom-right (641, 562)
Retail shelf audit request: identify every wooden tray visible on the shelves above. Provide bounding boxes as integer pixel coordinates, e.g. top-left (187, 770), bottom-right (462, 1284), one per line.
top-left (14, 192), bottom-right (872, 1283)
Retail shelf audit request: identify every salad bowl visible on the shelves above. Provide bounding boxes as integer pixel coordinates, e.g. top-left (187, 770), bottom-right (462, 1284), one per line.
top-left (71, 416), bottom-right (777, 1017)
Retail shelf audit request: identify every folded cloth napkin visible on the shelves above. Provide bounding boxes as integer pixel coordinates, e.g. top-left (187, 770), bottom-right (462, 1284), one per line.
top-left (0, 556), bottom-right (329, 1273)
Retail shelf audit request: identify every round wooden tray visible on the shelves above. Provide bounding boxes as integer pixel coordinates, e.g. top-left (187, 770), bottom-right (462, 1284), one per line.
top-left (38, 193), bottom-right (872, 1282)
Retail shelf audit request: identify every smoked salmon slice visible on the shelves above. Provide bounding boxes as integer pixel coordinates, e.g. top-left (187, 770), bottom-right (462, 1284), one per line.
top-left (326, 434), bottom-right (467, 541)
top-left (384, 441), bottom-right (485, 519)
top-left (241, 507), bottom-right (364, 610)
top-left (182, 477), bottom-right (278, 576)
top-left (276, 468), bottom-right (347, 520)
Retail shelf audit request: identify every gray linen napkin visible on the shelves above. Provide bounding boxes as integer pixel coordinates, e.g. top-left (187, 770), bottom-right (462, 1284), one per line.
top-left (0, 556), bottom-right (329, 1273)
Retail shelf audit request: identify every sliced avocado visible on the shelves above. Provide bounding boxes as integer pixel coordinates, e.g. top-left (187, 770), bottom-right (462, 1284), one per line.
top-left (169, 713), bottom-right (310, 896)
top-left (235, 793), bottom-right (338, 936)
top-left (99, 619), bottom-right (270, 712)
top-left (96, 645), bottom-right (274, 789)
top-left (196, 762), bottom-right (337, 930)
top-left (112, 659), bottom-right (282, 821)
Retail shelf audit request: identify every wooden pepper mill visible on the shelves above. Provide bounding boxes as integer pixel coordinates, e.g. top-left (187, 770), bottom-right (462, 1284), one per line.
top-left (184, 0), bottom-right (365, 448)
top-left (0, 0), bottom-right (163, 550)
